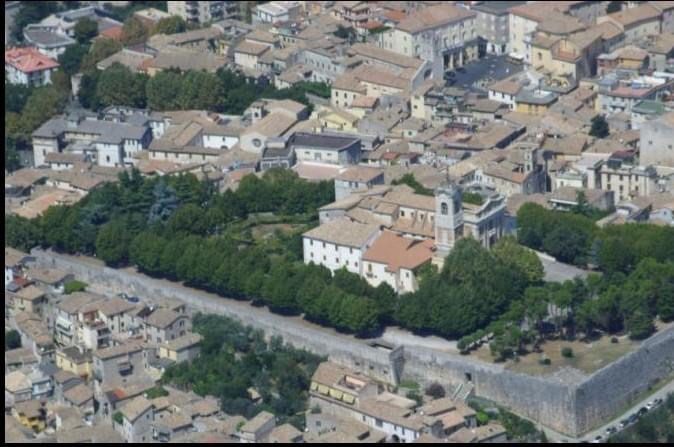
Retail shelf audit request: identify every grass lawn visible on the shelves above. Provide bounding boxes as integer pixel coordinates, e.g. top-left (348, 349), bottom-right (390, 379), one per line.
top-left (472, 335), bottom-right (639, 376)
top-left (251, 223), bottom-right (301, 241)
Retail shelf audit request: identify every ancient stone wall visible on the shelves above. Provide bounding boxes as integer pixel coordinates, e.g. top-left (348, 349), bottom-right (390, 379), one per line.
top-left (32, 249), bottom-right (674, 437)
top-left (572, 327), bottom-right (674, 433)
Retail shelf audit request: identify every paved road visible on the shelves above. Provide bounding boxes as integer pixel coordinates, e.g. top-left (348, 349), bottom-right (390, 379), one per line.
top-left (535, 251), bottom-right (593, 282)
top-left (542, 380), bottom-right (674, 443)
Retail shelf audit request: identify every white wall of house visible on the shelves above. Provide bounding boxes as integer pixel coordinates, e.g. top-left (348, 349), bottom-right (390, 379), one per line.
top-left (203, 134), bottom-right (238, 149)
top-left (303, 237), bottom-right (366, 275)
top-left (96, 142), bottom-right (123, 167)
top-left (488, 89), bottom-right (516, 109)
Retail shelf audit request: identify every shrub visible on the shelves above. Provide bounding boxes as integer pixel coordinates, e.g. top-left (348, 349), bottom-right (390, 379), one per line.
top-left (611, 336), bottom-right (619, 344)
top-left (425, 382), bottom-right (446, 399)
top-left (399, 380), bottom-right (420, 391)
top-left (406, 391), bottom-right (423, 406)
top-left (145, 386), bottom-right (169, 399)
top-left (476, 411), bottom-right (490, 426)
top-left (64, 279), bottom-right (88, 294)
top-left (539, 357), bottom-right (551, 365)
top-left (112, 411), bottom-right (124, 425)
top-left (561, 347), bottom-right (574, 358)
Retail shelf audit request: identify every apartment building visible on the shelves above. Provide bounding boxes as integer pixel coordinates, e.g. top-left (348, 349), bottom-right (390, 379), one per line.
top-left (167, 1), bottom-right (237, 24)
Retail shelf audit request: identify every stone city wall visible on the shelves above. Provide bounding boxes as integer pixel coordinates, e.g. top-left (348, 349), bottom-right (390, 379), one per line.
top-left (32, 249), bottom-right (674, 436)
top-left (572, 327), bottom-right (674, 433)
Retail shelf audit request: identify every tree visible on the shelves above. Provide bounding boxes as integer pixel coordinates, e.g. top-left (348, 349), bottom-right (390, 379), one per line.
top-left (606, 1), bottom-right (622, 14)
top-left (590, 115), bottom-right (610, 138)
top-left (74, 18), bottom-right (99, 44)
top-left (77, 70), bottom-right (101, 109)
top-left (95, 63), bottom-right (147, 108)
top-left (12, 2), bottom-right (59, 42)
top-left (58, 43), bottom-right (90, 75)
top-left (146, 69), bottom-right (183, 110)
top-left (153, 16), bottom-right (187, 35)
top-left (425, 383), bottom-right (446, 399)
top-left (492, 237), bottom-right (544, 284)
top-left (95, 218), bottom-right (131, 266)
top-left (5, 330), bottom-right (22, 351)
top-left (625, 310), bottom-right (655, 340)
top-left (121, 16), bottom-right (149, 45)
top-left (148, 181), bottom-right (179, 223)
top-left (81, 38), bottom-right (123, 71)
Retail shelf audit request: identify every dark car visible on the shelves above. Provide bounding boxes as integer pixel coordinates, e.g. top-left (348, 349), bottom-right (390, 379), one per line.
top-left (456, 66), bottom-right (466, 73)
top-left (605, 426), bottom-right (617, 435)
top-left (126, 295), bottom-right (140, 303)
top-left (638, 407), bottom-right (648, 416)
top-left (628, 414), bottom-right (638, 424)
top-left (444, 70), bottom-right (456, 79)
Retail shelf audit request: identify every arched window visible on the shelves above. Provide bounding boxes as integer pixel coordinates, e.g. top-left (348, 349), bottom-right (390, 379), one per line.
top-left (441, 202), bottom-right (448, 215)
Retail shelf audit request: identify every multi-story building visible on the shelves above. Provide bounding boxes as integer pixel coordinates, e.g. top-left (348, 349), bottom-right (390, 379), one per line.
top-left (597, 73), bottom-right (674, 114)
top-left (143, 308), bottom-right (191, 344)
top-left (509, 1), bottom-right (606, 64)
top-left (92, 340), bottom-right (145, 385)
top-left (597, 3), bottom-right (662, 44)
top-left (167, 1), bottom-right (237, 24)
top-left (640, 112), bottom-right (674, 167)
top-left (472, 1), bottom-right (526, 55)
top-left (600, 153), bottom-right (659, 201)
top-left (253, 1), bottom-right (301, 25)
top-left (334, 166), bottom-right (385, 200)
top-left (32, 110), bottom-right (155, 168)
top-left (377, 4), bottom-right (478, 79)
top-left (292, 133), bottom-right (362, 166)
top-left (362, 230), bottom-right (435, 294)
top-left (117, 396), bottom-right (154, 443)
top-left (5, 47), bottom-right (59, 86)
top-left (303, 217), bottom-right (381, 275)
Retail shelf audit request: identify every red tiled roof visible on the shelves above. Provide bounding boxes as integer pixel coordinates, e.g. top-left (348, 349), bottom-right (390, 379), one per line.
top-left (5, 47), bottom-right (59, 73)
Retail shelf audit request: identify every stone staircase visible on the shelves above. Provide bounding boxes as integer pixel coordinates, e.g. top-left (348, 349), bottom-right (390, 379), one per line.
top-left (451, 381), bottom-right (474, 402)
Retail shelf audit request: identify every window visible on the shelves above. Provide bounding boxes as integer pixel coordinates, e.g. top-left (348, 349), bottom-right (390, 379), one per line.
top-left (253, 138), bottom-right (262, 147)
top-left (376, 419), bottom-right (383, 428)
top-left (441, 202), bottom-right (448, 215)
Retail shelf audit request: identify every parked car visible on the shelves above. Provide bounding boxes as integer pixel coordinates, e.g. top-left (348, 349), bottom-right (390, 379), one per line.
top-left (653, 398), bottom-right (663, 406)
top-left (456, 66), bottom-right (466, 73)
top-left (605, 426), bottom-right (617, 435)
top-left (627, 414), bottom-right (638, 424)
top-left (591, 435), bottom-right (603, 443)
top-left (444, 70), bottom-right (455, 79)
top-left (646, 401), bottom-right (654, 410)
top-left (637, 407), bottom-right (648, 416)
top-left (619, 419), bottom-right (629, 429)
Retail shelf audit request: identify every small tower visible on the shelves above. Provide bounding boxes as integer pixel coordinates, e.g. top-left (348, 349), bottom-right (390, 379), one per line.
top-left (434, 182), bottom-right (464, 254)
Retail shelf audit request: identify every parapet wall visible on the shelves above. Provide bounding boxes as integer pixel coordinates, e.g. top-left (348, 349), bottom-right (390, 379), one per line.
top-left (33, 249), bottom-right (674, 437)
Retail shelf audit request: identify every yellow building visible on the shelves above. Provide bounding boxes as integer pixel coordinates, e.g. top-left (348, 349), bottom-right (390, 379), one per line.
top-left (531, 30), bottom-right (603, 81)
top-left (515, 89), bottom-right (559, 115)
top-left (158, 332), bottom-right (202, 363)
top-left (309, 361), bottom-right (379, 407)
top-left (56, 346), bottom-right (93, 380)
top-left (314, 107), bottom-right (360, 133)
top-left (11, 285), bottom-right (46, 316)
top-left (13, 400), bottom-right (47, 432)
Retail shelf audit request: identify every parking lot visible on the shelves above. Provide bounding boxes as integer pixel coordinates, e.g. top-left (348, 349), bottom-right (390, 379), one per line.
top-left (446, 54), bottom-right (524, 92)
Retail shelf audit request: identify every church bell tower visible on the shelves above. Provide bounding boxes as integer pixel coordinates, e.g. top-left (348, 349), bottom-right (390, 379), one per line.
top-left (434, 182), bottom-right (464, 254)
